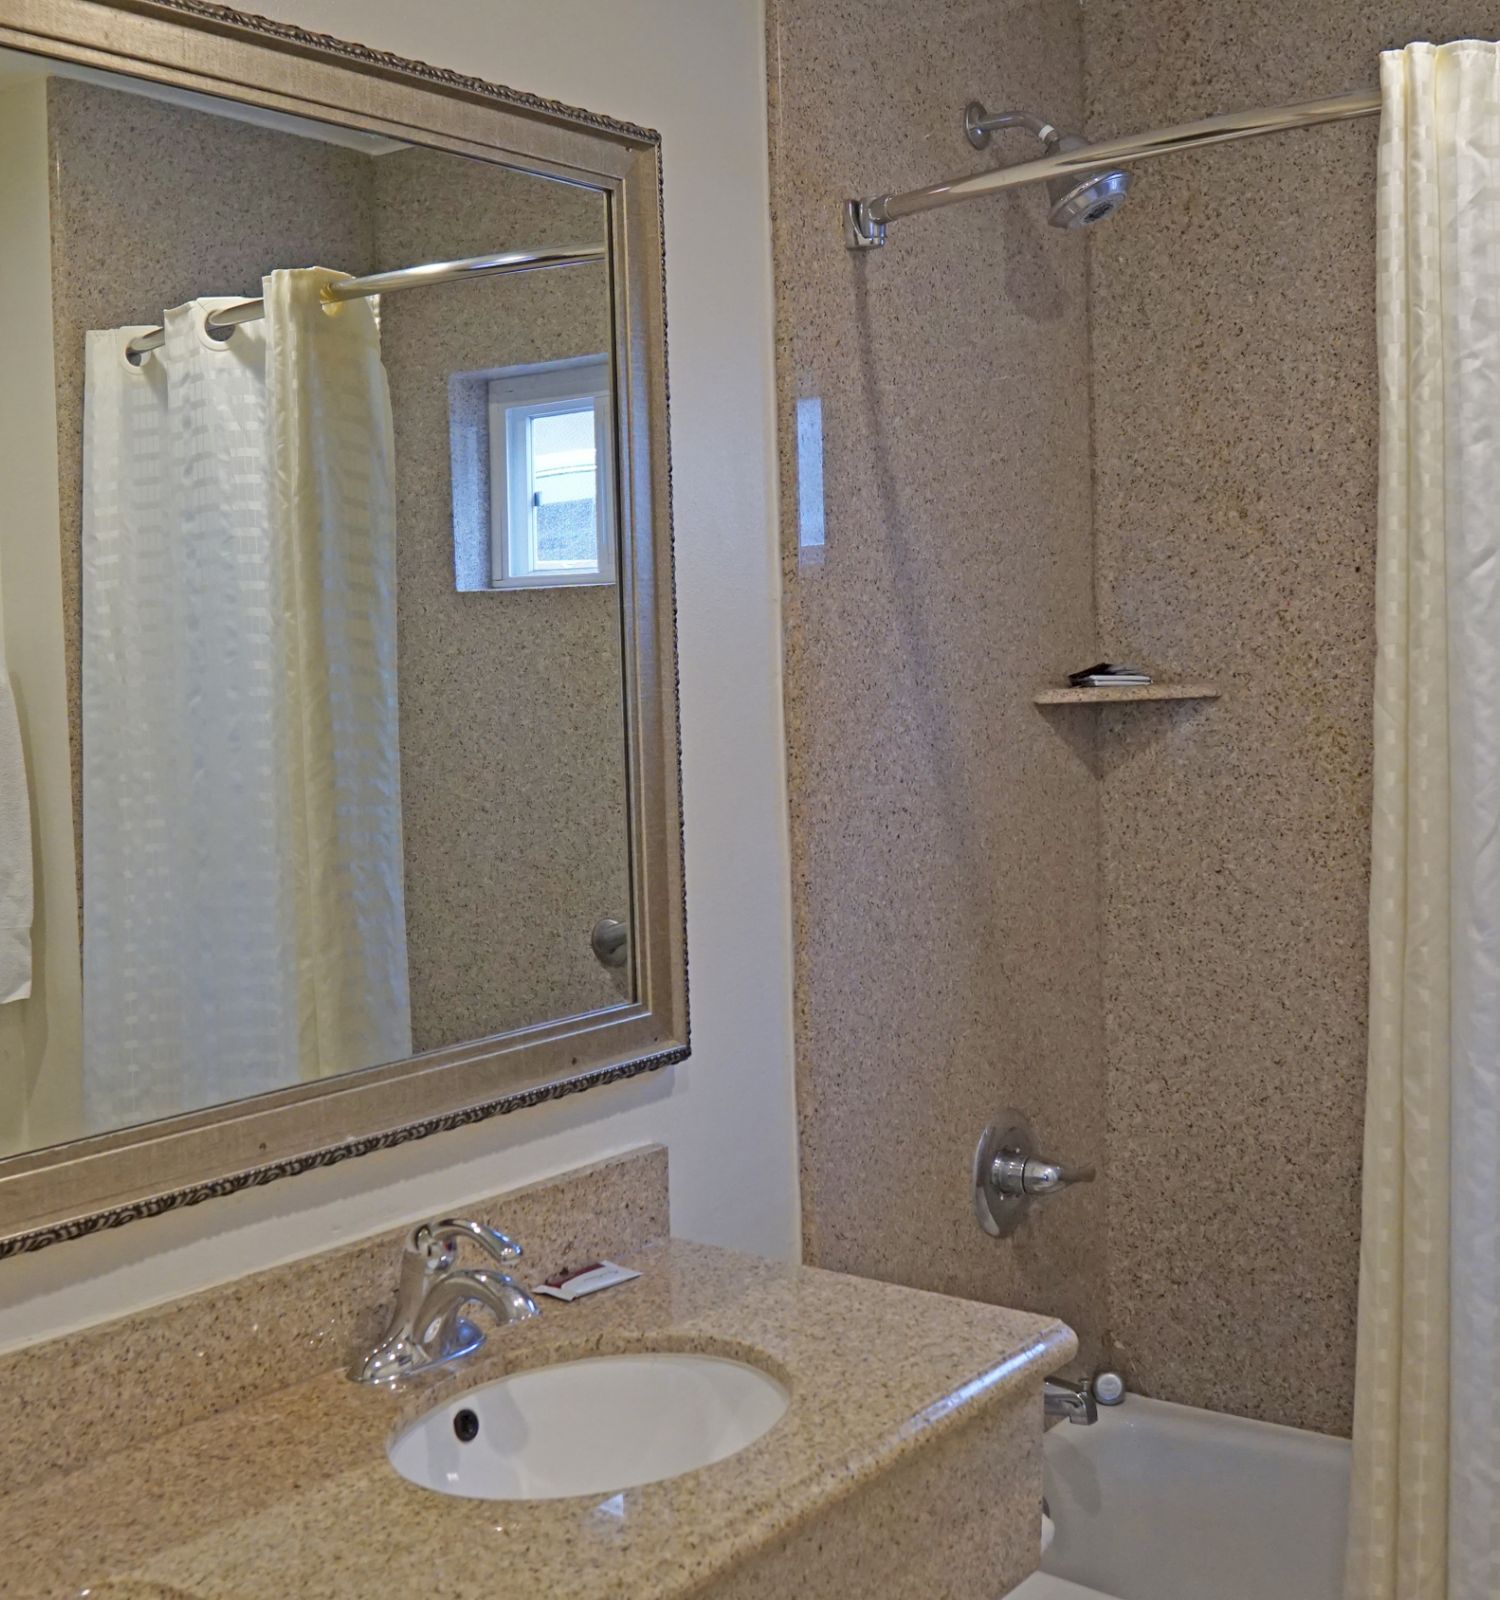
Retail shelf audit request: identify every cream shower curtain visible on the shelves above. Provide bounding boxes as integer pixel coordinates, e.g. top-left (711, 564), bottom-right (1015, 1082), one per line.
top-left (81, 268), bottom-right (411, 1132)
top-left (1347, 42), bottom-right (1500, 1600)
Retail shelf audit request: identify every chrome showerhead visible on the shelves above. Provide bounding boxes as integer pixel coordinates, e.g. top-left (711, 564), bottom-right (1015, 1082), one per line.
top-left (1043, 133), bottom-right (1131, 228)
top-left (963, 103), bottom-right (1132, 230)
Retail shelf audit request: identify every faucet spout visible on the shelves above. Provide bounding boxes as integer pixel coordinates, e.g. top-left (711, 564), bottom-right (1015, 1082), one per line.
top-left (420, 1268), bottom-right (540, 1358)
top-left (1044, 1375), bottom-right (1098, 1425)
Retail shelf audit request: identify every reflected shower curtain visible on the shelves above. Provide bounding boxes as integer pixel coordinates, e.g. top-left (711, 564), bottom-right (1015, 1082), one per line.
top-left (1347, 42), bottom-right (1500, 1600)
top-left (82, 268), bottom-right (411, 1131)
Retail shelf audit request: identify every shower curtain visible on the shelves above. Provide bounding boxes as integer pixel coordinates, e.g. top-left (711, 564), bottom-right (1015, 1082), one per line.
top-left (1347, 42), bottom-right (1500, 1600)
top-left (81, 268), bottom-right (411, 1132)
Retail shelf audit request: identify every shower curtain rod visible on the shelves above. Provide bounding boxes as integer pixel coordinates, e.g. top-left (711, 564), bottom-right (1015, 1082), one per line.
top-left (123, 243), bottom-right (607, 358)
top-left (844, 88), bottom-right (1382, 247)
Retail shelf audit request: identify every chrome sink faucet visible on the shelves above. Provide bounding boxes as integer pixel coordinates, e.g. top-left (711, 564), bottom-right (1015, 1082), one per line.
top-left (351, 1216), bottom-right (540, 1386)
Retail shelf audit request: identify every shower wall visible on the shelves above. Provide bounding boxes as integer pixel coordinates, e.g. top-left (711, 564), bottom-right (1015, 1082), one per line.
top-left (370, 149), bottom-right (630, 1049)
top-left (770, 0), bottom-right (1500, 1438)
top-left (766, 0), bottom-right (1108, 1365)
top-left (1085, 2), bottom-right (1500, 1435)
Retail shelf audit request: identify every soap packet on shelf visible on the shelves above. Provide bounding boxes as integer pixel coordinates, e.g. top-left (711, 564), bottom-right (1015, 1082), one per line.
top-left (1066, 661), bottom-right (1153, 687)
top-left (533, 1260), bottom-right (642, 1302)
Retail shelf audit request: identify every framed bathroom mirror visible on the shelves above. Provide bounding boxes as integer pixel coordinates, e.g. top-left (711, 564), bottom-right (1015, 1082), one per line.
top-left (0, 0), bottom-right (685, 1254)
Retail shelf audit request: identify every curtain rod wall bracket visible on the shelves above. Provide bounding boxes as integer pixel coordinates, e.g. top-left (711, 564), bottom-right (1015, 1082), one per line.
top-left (843, 200), bottom-right (886, 250)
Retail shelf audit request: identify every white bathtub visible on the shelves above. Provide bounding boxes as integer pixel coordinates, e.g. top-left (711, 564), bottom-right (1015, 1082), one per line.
top-left (1008, 1394), bottom-right (1351, 1600)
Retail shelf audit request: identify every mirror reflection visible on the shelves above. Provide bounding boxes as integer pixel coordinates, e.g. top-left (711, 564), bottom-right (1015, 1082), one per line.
top-left (0, 52), bottom-right (631, 1158)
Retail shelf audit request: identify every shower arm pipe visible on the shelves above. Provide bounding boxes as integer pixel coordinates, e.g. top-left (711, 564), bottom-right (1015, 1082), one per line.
top-left (844, 88), bottom-right (1381, 246)
top-left (123, 243), bottom-right (607, 358)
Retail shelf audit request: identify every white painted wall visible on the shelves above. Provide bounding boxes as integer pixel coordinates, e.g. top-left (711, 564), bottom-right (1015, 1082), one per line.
top-left (0, 0), bottom-right (799, 1351)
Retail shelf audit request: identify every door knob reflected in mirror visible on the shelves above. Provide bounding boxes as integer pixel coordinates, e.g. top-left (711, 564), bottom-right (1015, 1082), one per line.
top-left (973, 1108), bottom-right (1096, 1237)
top-left (590, 916), bottom-right (629, 970)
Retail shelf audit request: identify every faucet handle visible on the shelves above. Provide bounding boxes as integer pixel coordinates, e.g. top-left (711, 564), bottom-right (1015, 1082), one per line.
top-left (974, 1108), bottom-right (1098, 1237)
top-left (1019, 1158), bottom-right (1096, 1196)
top-left (410, 1217), bottom-right (523, 1270)
top-left (989, 1151), bottom-right (1096, 1199)
top-left (355, 1226), bottom-right (532, 1386)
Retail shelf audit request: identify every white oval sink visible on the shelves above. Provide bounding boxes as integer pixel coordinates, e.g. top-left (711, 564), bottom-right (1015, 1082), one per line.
top-left (387, 1352), bottom-right (789, 1501)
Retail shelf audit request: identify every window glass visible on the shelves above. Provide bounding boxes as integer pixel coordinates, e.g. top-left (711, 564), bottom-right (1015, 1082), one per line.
top-left (529, 404), bottom-right (598, 570)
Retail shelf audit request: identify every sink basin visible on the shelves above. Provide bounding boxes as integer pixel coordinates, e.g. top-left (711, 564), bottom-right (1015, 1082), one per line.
top-left (387, 1351), bottom-right (789, 1501)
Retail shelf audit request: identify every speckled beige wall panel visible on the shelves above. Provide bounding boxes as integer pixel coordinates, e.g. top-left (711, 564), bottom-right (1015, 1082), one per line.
top-left (371, 149), bottom-right (629, 1050)
top-left (1086, 2), bottom-right (1500, 1436)
top-left (47, 76), bottom-right (377, 897)
top-left (768, 0), bottom-right (1108, 1365)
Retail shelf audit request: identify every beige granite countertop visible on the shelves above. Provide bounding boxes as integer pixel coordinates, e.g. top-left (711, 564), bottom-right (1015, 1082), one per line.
top-left (0, 1239), bottom-right (1072, 1599)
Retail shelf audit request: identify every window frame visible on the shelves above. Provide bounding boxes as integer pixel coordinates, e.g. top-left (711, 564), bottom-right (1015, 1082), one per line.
top-left (487, 356), bottom-right (616, 590)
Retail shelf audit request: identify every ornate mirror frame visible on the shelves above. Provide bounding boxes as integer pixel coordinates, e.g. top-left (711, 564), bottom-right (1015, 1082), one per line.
top-left (0, 0), bottom-right (686, 1255)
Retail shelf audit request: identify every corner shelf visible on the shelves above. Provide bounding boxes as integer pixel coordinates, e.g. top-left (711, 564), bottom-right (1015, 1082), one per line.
top-left (1033, 682), bottom-right (1220, 706)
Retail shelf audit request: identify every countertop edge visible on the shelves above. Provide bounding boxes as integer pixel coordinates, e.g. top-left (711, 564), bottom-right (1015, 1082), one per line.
top-left (667, 1313), bottom-right (1076, 1598)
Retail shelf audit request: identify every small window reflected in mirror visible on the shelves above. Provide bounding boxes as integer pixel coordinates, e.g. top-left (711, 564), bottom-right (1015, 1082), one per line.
top-left (451, 357), bottom-right (614, 592)
top-left (489, 359), bottom-right (614, 588)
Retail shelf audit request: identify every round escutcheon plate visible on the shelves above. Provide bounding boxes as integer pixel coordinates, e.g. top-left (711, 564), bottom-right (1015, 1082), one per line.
top-left (972, 1107), bottom-right (1035, 1238)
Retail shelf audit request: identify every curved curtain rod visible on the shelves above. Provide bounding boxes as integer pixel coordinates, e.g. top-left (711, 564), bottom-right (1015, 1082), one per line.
top-left (123, 244), bottom-right (607, 358)
top-left (844, 89), bottom-right (1382, 247)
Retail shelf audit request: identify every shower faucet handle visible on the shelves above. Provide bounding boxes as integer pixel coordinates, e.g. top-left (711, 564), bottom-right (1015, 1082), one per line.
top-left (1004, 1155), bottom-right (1096, 1197)
top-left (973, 1108), bottom-right (1097, 1237)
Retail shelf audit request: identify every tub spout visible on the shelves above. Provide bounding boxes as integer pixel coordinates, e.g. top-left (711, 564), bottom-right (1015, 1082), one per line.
top-left (1045, 1375), bottom-right (1098, 1425)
